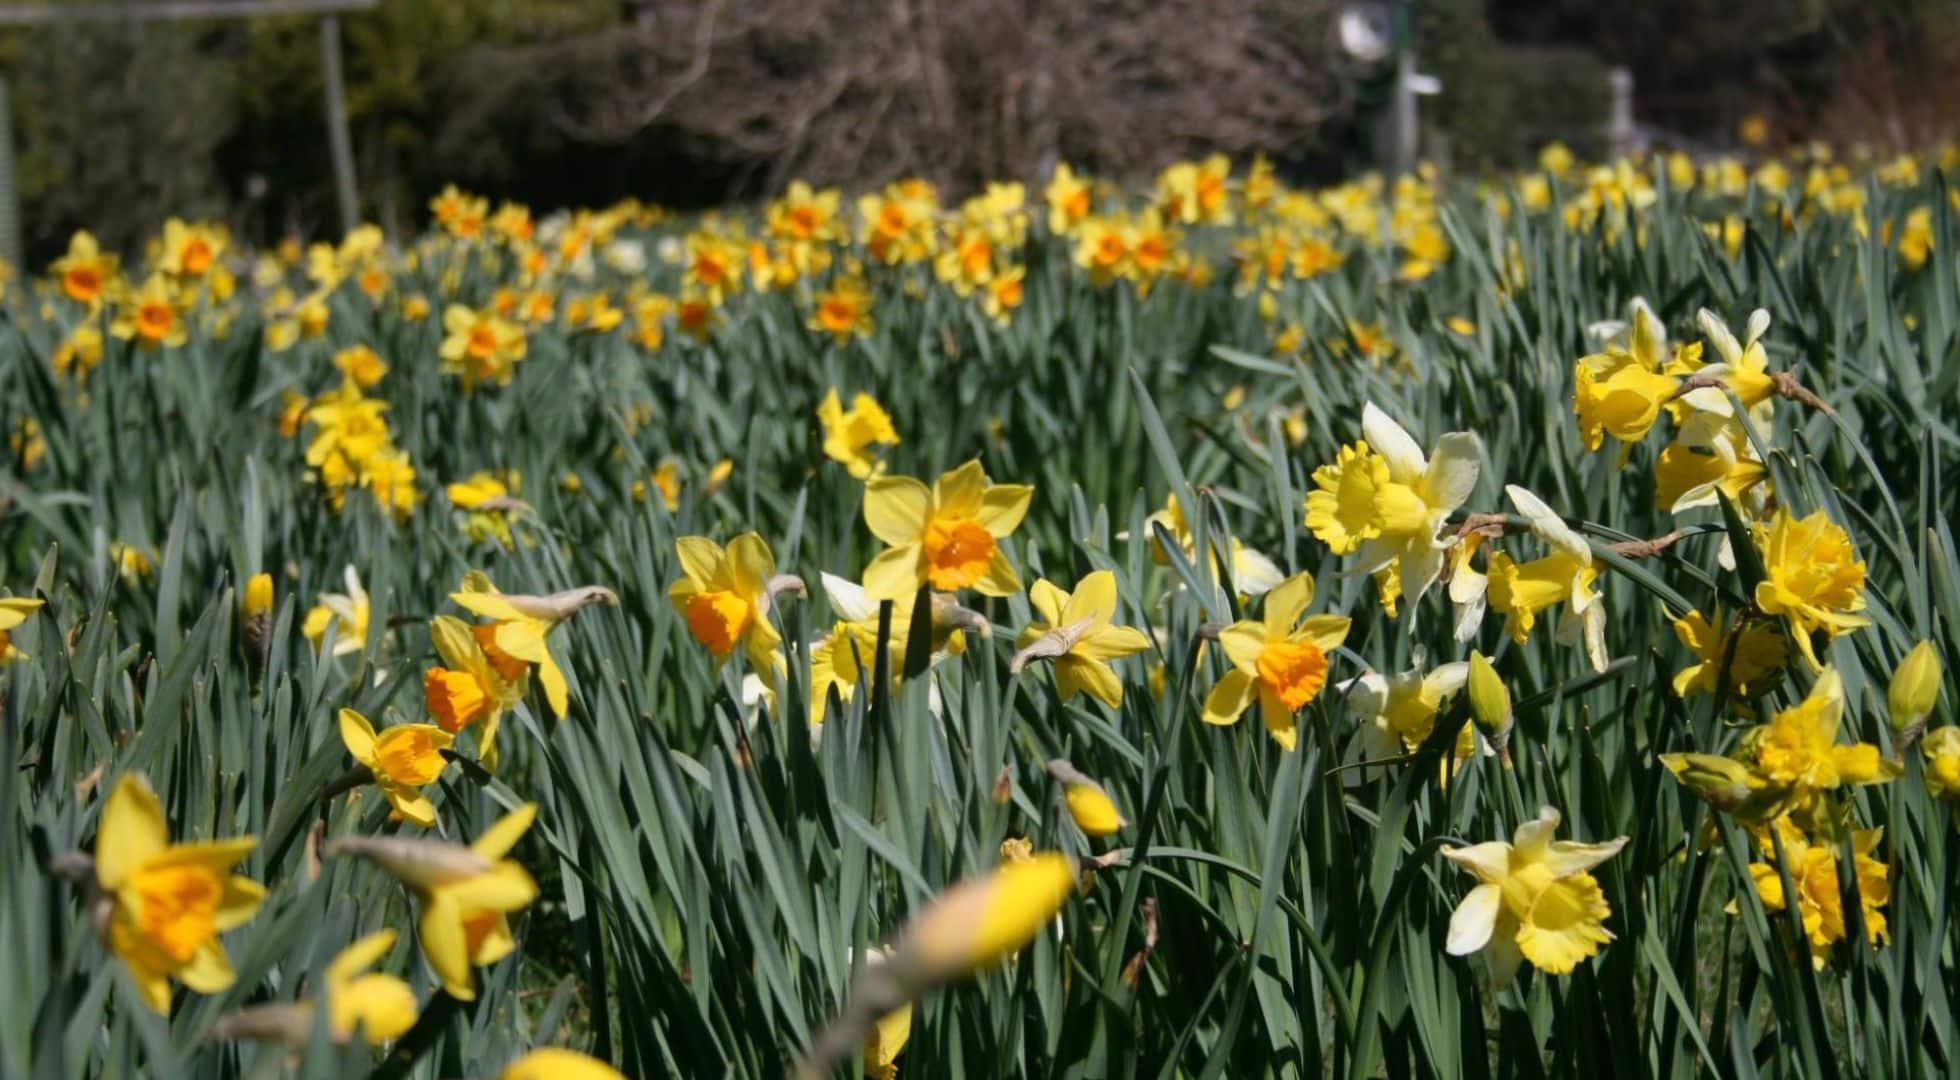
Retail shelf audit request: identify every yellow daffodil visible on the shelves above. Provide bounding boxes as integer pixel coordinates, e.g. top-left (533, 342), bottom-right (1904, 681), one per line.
top-left (333, 803), bottom-right (539, 1002)
top-left (111, 275), bottom-right (189, 349)
top-left (1486, 486), bottom-right (1608, 671)
top-left (500, 1048), bottom-right (626, 1080)
top-left (452, 573), bottom-right (615, 719)
top-left (302, 565), bottom-right (371, 658)
top-left (1344, 658), bottom-right (1474, 767)
top-left (157, 218), bottom-right (226, 280)
top-left (1658, 752), bottom-right (1784, 820)
top-left (797, 853), bottom-right (1075, 1078)
top-left (425, 614), bottom-right (527, 769)
top-left (209, 929), bottom-right (418, 1046)
top-left (1572, 299), bottom-right (1679, 461)
top-left (1738, 817), bottom-right (1887, 968)
top-left (332, 344), bottom-right (389, 389)
top-left (1143, 493), bottom-right (1284, 598)
top-left (0, 595), bottom-right (45, 663)
top-left (1923, 727), bottom-right (1960, 800)
top-left (338, 708), bottom-right (453, 827)
top-left (1653, 412), bottom-right (1769, 515)
top-left (1743, 668), bottom-right (1898, 807)
top-left (1670, 608), bottom-right (1786, 698)
top-left (324, 929), bottom-right (419, 1043)
top-left (1011, 571), bottom-right (1150, 709)
top-left (439, 305), bottom-right (527, 391)
top-left (92, 774), bottom-right (265, 1012)
top-left (1044, 162), bottom-right (1093, 235)
top-left (862, 460), bottom-right (1031, 600)
top-left (817, 389), bottom-right (900, 478)
top-left (1442, 805), bottom-right (1627, 987)
top-left (863, 996), bottom-right (912, 1080)
top-left (1672, 308), bottom-right (1777, 424)
top-left (52, 229), bottom-right (119, 306)
top-left (669, 534), bottom-right (788, 684)
top-left (810, 275), bottom-right (874, 341)
top-left (1201, 571), bottom-right (1352, 750)
top-left (807, 573), bottom-right (978, 725)
top-left (1886, 640), bottom-right (1941, 733)
top-left (1306, 403), bottom-right (1480, 613)
top-left (1752, 508), bottom-right (1869, 669)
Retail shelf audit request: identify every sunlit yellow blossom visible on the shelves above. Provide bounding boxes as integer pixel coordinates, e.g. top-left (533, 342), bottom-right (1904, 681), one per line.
top-left (1345, 659), bottom-right (1475, 769)
top-left (332, 344), bottom-right (389, 389)
top-left (52, 229), bottom-right (119, 306)
top-left (499, 1049), bottom-right (625, 1080)
top-left (334, 803), bottom-right (538, 1001)
top-left (302, 565), bottom-right (371, 658)
top-left (1485, 486), bottom-right (1609, 671)
top-left (1739, 817), bottom-right (1887, 968)
top-left (1157, 155), bottom-right (1232, 226)
top-left (1744, 668), bottom-right (1897, 807)
top-left (1309, 404), bottom-right (1481, 614)
top-left (0, 595), bottom-right (45, 664)
top-left (817, 389), bottom-right (899, 478)
top-left (669, 535), bottom-right (786, 684)
top-left (157, 218), bottom-right (226, 280)
top-left (862, 460), bottom-right (1031, 600)
top-left (324, 930), bottom-right (418, 1043)
top-left (439, 306), bottom-right (527, 391)
top-left (1572, 299), bottom-right (1678, 460)
top-left (92, 773), bottom-right (265, 1012)
top-left (1670, 608), bottom-right (1786, 698)
top-left (1014, 571), bottom-right (1150, 709)
top-left (1045, 163), bottom-right (1093, 235)
top-left (453, 572), bottom-right (614, 719)
top-left (1752, 508), bottom-right (1869, 669)
top-left (1923, 727), bottom-right (1960, 800)
top-left (1442, 805), bottom-right (1626, 987)
top-left (1046, 759), bottom-right (1126, 838)
top-left (810, 275), bottom-right (874, 342)
top-left (338, 708), bottom-right (452, 827)
top-left (1201, 572), bottom-right (1351, 750)
top-left (111, 275), bottom-right (189, 349)
top-left (52, 324), bottom-right (105, 384)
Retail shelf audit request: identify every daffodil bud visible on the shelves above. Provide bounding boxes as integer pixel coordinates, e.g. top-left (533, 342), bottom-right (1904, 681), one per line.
top-left (1658, 752), bottom-right (1787, 821)
top-left (241, 572), bottom-right (274, 669)
top-left (328, 834), bottom-right (492, 890)
top-left (1888, 640), bottom-right (1941, 735)
top-left (242, 573), bottom-right (275, 620)
top-left (1466, 652), bottom-right (1512, 753)
top-left (1046, 759), bottom-right (1127, 837)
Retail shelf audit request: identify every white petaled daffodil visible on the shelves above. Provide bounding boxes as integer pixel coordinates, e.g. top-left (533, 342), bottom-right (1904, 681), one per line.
top-left (1317, 403), bottom-right (1481, 621)
top-left (1343, 655), bottom-right (1474, 770)
top-left (1442, 805), bottom-right (1628, 988)
top-left (1487, 485), bottom-right (1609, 673)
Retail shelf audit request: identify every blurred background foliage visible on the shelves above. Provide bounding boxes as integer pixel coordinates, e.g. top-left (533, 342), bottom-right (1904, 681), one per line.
top-left (0, 0), bottom-right (1955, 260)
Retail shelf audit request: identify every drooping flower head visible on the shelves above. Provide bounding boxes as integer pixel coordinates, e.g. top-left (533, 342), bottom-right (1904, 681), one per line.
top-left (332, 803), bottom-right (540, 1002)
top-left (452, 573), bottom-right (616, 719)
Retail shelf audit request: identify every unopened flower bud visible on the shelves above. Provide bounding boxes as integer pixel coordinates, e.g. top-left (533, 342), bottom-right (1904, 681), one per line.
top-left (1888, 640), bottom-right (1942, 740)
top-left (1467, 651), bottom-right (1512, 754)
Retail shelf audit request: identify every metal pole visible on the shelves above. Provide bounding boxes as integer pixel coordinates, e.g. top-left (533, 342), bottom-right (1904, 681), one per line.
top-left (320, 13), bottom-right (358, 234)
top-left (1607, 67), bottom-right (1635, 159)
top-left (0, 75), bottom-right (19, 270)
